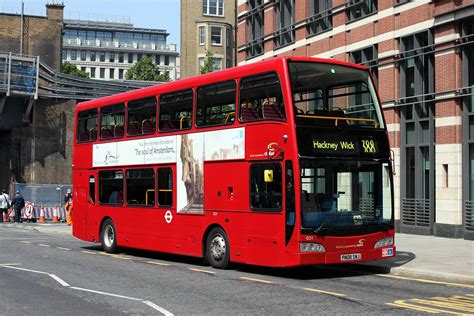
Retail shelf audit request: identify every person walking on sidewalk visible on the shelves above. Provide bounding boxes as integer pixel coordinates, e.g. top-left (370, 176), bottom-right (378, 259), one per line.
top-left (11, 190), bottom-right (25, 223)
top-left (0, 189), bottom-right (10, 223)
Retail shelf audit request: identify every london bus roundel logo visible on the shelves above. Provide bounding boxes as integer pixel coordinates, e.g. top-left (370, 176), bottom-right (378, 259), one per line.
top-left (165, 210), bottom-right (173, 224)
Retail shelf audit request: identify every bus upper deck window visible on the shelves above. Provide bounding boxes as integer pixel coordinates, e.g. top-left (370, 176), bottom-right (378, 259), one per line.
top-left (159, 89), bottom-right (193, 132)
top-left (77, 109), bottom-right (98, 142)
top-left (127, 98), bottom-right (156, 136)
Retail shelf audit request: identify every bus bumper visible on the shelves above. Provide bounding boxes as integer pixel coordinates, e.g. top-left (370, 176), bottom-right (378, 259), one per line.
top-left (287, 246), bottom-right (396, 266)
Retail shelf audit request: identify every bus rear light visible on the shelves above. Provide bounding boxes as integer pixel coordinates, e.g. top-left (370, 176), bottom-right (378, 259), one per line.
top-left (300, 243), bottom-right (325, 253)
top-left (374, 237), bottom-right (394, 248)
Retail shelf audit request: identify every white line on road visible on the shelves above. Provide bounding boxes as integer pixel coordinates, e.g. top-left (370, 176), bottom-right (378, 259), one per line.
top-left (38, 244), bottom-right (50, 247)
top-left (81, 250), bottom-right (96, 255)
top-left (1, 265), bottom-right (48, 274)
top-left (20, 240), bottom-right (31, 244)
top-left (146, 260), bottom-right (170, 266)
top-left (143, 300), bottom-right (174, 316)
top-left (49, 274), bottom-right (70, 287)
top-left (70, 286), bottom-right (143, 301)
top-left (57, 247), bottom-right (71, 251)
top-left (0, 263), bottom-right (21, 266)
top-left (189, 268), bottom-right (216, 275)
top-left (239, 277), bottom-right (273, 284)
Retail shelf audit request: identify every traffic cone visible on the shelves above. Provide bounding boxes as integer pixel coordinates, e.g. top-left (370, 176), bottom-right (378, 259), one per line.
top-left (39, 204), bottom-right (45, 223)
top-left (2, 211), bottom-right (6, 222)
top-left (52, 206), bottom-right (59, 223)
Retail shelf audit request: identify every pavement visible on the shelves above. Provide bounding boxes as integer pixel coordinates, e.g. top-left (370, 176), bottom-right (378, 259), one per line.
top-left (2, 222), bottom-right (473, 285)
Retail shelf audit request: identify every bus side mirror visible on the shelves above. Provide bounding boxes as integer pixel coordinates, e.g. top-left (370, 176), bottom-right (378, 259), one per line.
top-left (264, 170), bottom-right (274, 183)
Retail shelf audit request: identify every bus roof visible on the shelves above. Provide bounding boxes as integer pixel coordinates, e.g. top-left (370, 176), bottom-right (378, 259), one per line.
top-left (76, 56), bottom-right (367, 112)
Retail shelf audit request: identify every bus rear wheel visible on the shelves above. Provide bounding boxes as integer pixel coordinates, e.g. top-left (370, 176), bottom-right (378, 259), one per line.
top-left (101, 219), bottom-right (117, 253)
top-left (206, 227), bottom-right (230, 269)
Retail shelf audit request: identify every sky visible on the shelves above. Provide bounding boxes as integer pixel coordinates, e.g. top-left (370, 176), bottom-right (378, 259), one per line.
top-left (0, 0), bottom-right (180, 49)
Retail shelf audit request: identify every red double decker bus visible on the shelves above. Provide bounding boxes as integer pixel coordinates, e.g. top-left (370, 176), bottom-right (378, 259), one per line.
top-left (72, 57), bottom-right (395, 268)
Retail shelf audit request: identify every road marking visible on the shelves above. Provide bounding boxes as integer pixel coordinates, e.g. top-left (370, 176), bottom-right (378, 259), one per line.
top-left (189, 268), bottom-right (216, 275)
top-left (143, 300), bottom-right (174, 316)
top-left (377, 274), bottom-right (474, 289)
top-left (239, 277), bottom-right (273, 284)
top-left (0, 265), bottom-right (48, 274)
top-left (70, 286), bottom-right (142, 301)
top-left (110, 254), bottom-right (132, 260)
top-left (38, 244), bottom-right (50, 247)
top-left (146, 260), bottom-right (170, 266)
top-left (20, 240), bottom-right (31, 244)
top-left (57, 247), bottom-right (71, 251)
top-left (0, 263), bottom-right (21, 266)
top-left (387, 295), bottom-right (474, 315)
top-left (49, 274), bottom-right (70, 287)
top-left (81, 250), bottom-right (97, 255)
top-left (303, 287), bottom-right (346, 297)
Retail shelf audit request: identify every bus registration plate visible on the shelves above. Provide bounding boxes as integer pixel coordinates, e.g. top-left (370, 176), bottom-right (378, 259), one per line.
top-left (340, 253), bottom-right (361, 261)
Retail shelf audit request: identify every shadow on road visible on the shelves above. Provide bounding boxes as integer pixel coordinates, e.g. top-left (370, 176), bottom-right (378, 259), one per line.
top-left (80, 245), bottom-right (416, 281)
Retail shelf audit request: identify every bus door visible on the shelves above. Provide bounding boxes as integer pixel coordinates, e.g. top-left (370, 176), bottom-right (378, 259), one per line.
top-left (86, 174), bottom-right (98, 241)
top-left (247, 162), bottom-right (284, 265)
top-left (154, 166), bottom-right (176, 243)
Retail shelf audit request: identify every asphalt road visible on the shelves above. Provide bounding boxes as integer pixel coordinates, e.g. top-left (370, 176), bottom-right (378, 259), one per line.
top-left (0, 224), bottom-right (472, 315)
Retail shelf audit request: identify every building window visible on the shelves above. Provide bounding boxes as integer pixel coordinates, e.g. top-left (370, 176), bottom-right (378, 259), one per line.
top-left (165, 55), bottom-right (170, 65)
top-left (109, 68), bottom-right (115, 79)
top-left (199, 26), bottom-right (206, 45)
top-left (308, 0), bottom-right (332, 36)
top-left (98, 170), bottom-right (123, 205)
top-left (62, 49), bottom-right (67, 60)
top-left (80, 50), bottom-right (86, 61)
top-left (119, 69), bottom-right (124, 79)
top-left (100, 51), bottom-right (106, 62)
top-left (350, 45), bottom-right (378, 84)
top-left (347, 0), bottom-right (377, 21)
top-left (126, 169), bottom-right (155, 207)
top-left (128, 53), bottom-right (134, 64)
top-left (275, 0), bottom-right (295, 48)
top-left (90, 51), bottom-right (96, 62)
top-left (81, 67), bottom-right (86, 73)
top-left (155, 55), bottom-right (161, 65)
top-left (137, 54), bottom-right (143, 61)
top-left (90, 67), bottom-right (96, 78)
top-left (400, 30), bottom-right (435, 229)
top-left (203, 0), bottom-right (224, 16)
top-left (196, 80), bottom-right (236, 127)
top-left (211, 26), bottom-right (222, 46)
top-left (71, 50), bottom-right (77, 60)
top-left (462, 19), bottom-right (474, 231)
top-left (250, 163), bottom-right (282, 211)
top-left (100, 68), bottom-right (105, 79)
top-left (109, 52), bottom-right (115, 63)
top-left (246, 0), bottom-right (264, 58)
top-left (118, 53), bottom-right (124, 63)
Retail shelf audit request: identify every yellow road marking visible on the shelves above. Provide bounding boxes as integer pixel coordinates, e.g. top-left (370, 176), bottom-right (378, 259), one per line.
top-left (81, 250), bottom-right (96, 255)
top-left (57, 247), bottom-right (71, 251)
top-left (38, 244), bottom-right (50, 247)
top-left (387, 295), bottom-right (474, 315)
top-left (189, 268), bottom-right (216, 275)
top-left (20, 241), bottom-right (31, 244)
top-left (110, 254), bottom-right (132, 260)
top-left (303, 287), bottom-right (346, 297)
top-left (239, 277), bottom-right (273, 284)
top-left (146, 260), bottom-right (170, 266)
top-left (377, 274), bottom-right (474, 289)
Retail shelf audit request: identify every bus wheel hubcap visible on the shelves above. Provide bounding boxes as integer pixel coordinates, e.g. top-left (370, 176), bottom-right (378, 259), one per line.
top-left (104, 225), bottom-right (114, 248)
top-left (210, 235), bottom-right (226, 261)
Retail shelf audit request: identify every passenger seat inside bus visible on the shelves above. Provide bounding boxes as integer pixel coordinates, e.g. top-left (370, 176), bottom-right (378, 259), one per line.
top-left (302, 191), bottom-right (319, 212)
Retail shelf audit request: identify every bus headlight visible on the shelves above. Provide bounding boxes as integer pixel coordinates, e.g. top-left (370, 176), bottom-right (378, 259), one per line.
top-left (374, 237), bottom-right (394, 248)
top-left (300, 243), bottom-right (325, 253)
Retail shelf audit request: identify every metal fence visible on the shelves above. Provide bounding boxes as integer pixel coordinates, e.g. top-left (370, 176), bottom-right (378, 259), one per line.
top-left (401, 198), bottom-right (431, 227)
top-left (12, 183), bottom-right (72, 208)
top-left (0, 52), bottom-right (39, 98)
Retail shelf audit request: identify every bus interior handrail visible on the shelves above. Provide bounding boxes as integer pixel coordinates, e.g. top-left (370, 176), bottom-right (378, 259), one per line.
top-left (295, 114), bottom-right (379, 128)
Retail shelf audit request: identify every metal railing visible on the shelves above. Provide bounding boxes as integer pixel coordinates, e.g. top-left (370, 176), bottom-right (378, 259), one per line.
top-left (12, 183), bottom-right (72, 208)
top-left (401, 198), bottom-right (431, 227)
top-left (0, 51), bottom-right (155, 101)
top-left (465, 200), bottom-right (474, 232)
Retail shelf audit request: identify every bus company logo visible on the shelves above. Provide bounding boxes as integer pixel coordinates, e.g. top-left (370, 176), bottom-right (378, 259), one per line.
top-left (104, 151), bottom-right (120, 165)
top-left (362, 139), bottom-right (377, 153)
top-left (267, 142), bottom-right (279, 156)
top-left (335, 239), bottom-right (365, 249)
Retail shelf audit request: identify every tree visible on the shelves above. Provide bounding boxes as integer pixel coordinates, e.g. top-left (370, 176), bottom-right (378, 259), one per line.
top-left (61, 62), bottom-right (89, 78)
top-left (200, 50), bottom-right (216, 74)
top-left (125, 56), bottom-right (170, 82)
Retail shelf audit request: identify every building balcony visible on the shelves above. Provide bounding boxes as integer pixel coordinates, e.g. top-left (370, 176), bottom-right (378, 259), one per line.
top-left (63, 38), bottom-right (178, 54)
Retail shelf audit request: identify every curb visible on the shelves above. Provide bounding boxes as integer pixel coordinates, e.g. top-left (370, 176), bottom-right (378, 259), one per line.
top-left (389, 266), bottom-right (474, 286)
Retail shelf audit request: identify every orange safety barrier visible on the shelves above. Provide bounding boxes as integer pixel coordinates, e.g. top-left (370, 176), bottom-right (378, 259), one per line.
top-left (2, 211), bottom-right (6, 222)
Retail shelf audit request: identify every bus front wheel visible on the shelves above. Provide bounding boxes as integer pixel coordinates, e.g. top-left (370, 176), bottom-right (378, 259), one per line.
top-left (101, 219), bottom-right (117, 253)
top-left (206, 227), bottom-right (230, 269)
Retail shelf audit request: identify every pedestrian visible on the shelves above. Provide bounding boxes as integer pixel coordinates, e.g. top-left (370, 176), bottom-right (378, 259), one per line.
top-left (11, 190), bottom-right (25, 223)
top-left (64, 189), bottom-right (73, 225)
top-left (0, 189), bottom-right (10, 223)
